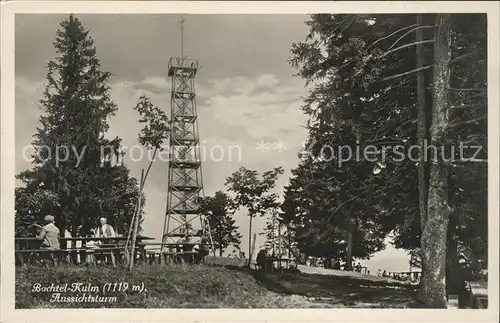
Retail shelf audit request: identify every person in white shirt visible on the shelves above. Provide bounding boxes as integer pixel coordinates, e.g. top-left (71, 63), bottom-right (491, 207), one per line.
top-left (96, 217), bottom-right (116, 238)
top-left (95, 217), bottom-right (117, 266)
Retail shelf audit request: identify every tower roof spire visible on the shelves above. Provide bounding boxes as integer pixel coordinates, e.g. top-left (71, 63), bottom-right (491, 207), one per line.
top-left (180, 15), bottom-right (186, 59)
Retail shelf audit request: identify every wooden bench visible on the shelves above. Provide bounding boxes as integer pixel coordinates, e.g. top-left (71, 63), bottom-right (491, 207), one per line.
top-left (144, 251), bottom-right (202, 265)
top-left (354, 266), bottom-right (368, 274)
top-left (446, 282), bottom-right (487, 309)
top-left (470, 281), bottom-right (488, 309)
top-left (16, 246), bottom-right (125, 266)
top-left (447, 294), bottom-right (459, 309)
top-left (252, 258), bottom-right (297, 272)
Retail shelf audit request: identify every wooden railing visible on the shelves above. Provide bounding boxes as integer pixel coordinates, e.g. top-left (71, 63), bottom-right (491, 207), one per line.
top-left (15, 236), bottom-right (154, 267)
top-left (15, 236), bottom-right (215, 267)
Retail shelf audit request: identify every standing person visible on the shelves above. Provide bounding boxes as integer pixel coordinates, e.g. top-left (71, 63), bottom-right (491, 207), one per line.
top-left (450, 257), bottom-right (473, 308)
top-left (95, 217), bottom-right (117, 266)
top-left (193, 230), bottom-right (209, 264)
top-left (181, 234), bottom-right (195, 264)
top-left (36, 215), bottom-right (60, 266)
top-left (256, 249), bottom-right (267, 271)
top-left (265, 249), bottom-right (274, 272)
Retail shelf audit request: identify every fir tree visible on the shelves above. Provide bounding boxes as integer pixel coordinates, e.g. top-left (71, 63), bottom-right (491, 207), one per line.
top-left (16, 15), bottom-right (143, 238)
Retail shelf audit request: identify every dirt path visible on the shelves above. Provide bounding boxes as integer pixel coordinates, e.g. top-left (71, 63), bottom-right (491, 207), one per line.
top-left (297, 265), bottom-right (413, 284)
top-left (254, 266), bottom-right (417, 308)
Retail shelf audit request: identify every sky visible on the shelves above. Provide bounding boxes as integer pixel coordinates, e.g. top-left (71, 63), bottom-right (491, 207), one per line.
top-left (15, 13), bottom-right (413, 273)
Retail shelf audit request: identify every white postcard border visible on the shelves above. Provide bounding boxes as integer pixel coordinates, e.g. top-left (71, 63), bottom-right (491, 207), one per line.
top-left (1, 1), bottom-right (499, 322)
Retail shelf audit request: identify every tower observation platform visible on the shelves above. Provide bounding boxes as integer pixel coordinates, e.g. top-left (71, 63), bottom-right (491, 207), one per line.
top-left (168, 57), bottom-right (199, 77)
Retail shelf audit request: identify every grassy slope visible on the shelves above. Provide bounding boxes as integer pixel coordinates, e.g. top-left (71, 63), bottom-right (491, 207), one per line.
top-left (16, 264), bottom-right (417, 309)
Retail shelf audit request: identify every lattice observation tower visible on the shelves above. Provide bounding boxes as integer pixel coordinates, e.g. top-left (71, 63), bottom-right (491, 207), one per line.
top-left (161, 57), bottom-right (213, 251)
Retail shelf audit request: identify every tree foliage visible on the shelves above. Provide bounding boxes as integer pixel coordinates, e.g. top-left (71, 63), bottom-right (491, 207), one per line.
top-left (225, 166), bottom-right (284, 265)
top-left (199, 191), bottom-right (242, 256)
top-left (133, 96), bottom-right (170, 151)
top-left (287, 13), bottom-right (487, 307)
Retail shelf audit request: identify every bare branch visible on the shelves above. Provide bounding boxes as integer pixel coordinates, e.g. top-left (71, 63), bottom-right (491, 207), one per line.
top-left (367, 24), bottom-right (418, 49)
top-left (450, 88), bottom-right (487, 92)
top-left (449, 50), bottom-right (483, 66)
top-left (323, 187), bottom-right (372, 226)
top-left (448, 115), bottom-right (486, 129)
top-left (449, 159), bottom-right (488, 166)
top-left (384, 78), bottom-right (413, 92)
top-left (451, 75), bottom-right (467, 82)
top-left (306, 186), bottom-right (372, 247)
top-left (379, 65), bottom-right (432, 82)
top-left (449, 104), bottom-right (476, 110)
top-left (380, 39), bottom-right (435, 59)
top-left (388, 25), bottom-right (435, 50)
top-left (141, 147), bottom-right (158, 191)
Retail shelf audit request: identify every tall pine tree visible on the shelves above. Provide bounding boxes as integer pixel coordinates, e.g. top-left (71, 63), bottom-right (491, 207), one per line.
top-left (16, 15), bottom-right (143, 237)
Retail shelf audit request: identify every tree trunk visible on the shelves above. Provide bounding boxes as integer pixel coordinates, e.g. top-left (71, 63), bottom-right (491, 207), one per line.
top-left (346, 226), bottom-right (353, 271)
top-left (446, 225), bottom-right (458, 298)
top-left (416, 13), bottom-right (430, 301)
top-left (219, 248), bottom-right (223, 257)
top-left (71, 226), bottom-right (78, 264)
top-left (247, 215), bottom-right (253, 266)
top-left (251, 233), bottom-right (257, 266)
top-left (287, 227), bottom-right (292, 259)
top-left (324, 258), bottom-right (332, 269)
top-left (129, 169), bottom-right (144, 270)
top-left (420, 14), bottom-right (452, 308)
top-left (416, 13), bottom-right (429, 244)
top-left (345, 213), bottom-right (358, 271)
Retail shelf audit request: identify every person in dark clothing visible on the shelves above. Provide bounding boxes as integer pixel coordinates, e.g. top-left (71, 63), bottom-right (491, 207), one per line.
top-left (256, 249), bottom-right (267, 271)
top-left (457, 258), bottom-right (473, 308)
top-left (449, 257), bottom-right (473, 308)
top-left (181, 235), bottom-right (194, 263)
top-left (194, 233), bottom-right (209, 264)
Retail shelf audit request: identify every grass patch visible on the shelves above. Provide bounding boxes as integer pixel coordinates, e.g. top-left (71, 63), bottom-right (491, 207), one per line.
top-left (16, 264), bottom-right (417, 308)
top-left (16, 264), bottom-right (312, 308)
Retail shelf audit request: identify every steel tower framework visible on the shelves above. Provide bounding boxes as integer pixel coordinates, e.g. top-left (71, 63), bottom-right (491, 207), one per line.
top-left (161, 57), bottom-right (211, 248)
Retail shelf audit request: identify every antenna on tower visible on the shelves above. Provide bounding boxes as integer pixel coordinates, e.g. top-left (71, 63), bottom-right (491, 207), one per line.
top-left (180, 15), bottom-right (186, 59)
